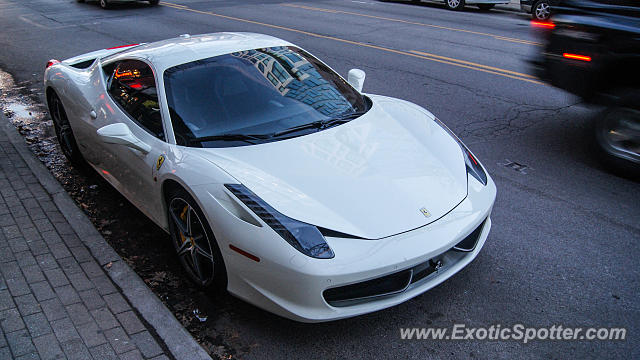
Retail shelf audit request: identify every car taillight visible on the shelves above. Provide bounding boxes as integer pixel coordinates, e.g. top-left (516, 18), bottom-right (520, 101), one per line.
top-left (531, 20), bottom-right (555, 29)
top-left (46, 59), bottom-right (60, 69)
top-left (563, 53), bottom-right (591, 62)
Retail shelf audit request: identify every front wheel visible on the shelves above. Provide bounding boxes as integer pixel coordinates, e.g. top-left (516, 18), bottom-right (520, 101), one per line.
top-left (99, 0), bottom-right (110, 9)
top-left (167, 188), bottom-right (227, 289)
top-left (477, 4), bottom-right (494, 10)
top-left (444, 0), bottom-right (465, 10)
top-left (532, 0), bottom-right (551, 20)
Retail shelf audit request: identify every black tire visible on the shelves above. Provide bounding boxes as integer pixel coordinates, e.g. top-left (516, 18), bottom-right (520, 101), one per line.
top-left (167, 187), bottom-right (228, 290)
top-left (532, 0), bottom-right (551, 20)
top-left (444, 0), bottom-right (465, 10)
top-left (76, 0), bottom-right (85, 3)
top-left (149, 0), bottom-right (159, 5)
top-left (99, 0), bottom-right (110, 9)
top-left (47, 91), bottom-right (86, 167)
top-left (594, 91), bottom-right (640, 179)
top-left (477, 4), bottom-right (494, 10)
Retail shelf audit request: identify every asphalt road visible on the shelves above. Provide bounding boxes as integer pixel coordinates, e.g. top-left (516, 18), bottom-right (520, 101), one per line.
top-left (0, 0), bottom-right (639, 359)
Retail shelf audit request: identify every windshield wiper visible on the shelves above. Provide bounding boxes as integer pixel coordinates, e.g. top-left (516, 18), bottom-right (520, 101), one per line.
top-left (189, 133), bottom-right (273, 145)
top-left (273, 111), bottom-right (367, 138)
top-left (188, 111), bottom-right (367, 144)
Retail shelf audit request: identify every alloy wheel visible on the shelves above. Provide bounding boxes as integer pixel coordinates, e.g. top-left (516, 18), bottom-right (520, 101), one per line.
top-left (169, 198), bottom-right (216, 286)
top-left (50, 96), bottom-right (76, 160)
top-left (534, 1), bottom-right (550, 20)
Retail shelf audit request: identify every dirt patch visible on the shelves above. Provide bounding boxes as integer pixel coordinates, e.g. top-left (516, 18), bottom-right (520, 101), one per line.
top-left (0, 69), bottom-right (253, 359)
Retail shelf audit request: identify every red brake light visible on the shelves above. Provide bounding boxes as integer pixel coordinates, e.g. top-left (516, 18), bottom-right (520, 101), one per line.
top-left (46, 59), bottom-right (60, 69)
top-left (531, 20), bottom-right (555, 29)
top-left (106, 43), bottom-right (139, 50)
top-left (563, 53), bottom-right (592, 62)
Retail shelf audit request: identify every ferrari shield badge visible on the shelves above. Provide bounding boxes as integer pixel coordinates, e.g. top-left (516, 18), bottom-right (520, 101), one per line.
top-left (420, 207), bottom-right (431, 218)
top-left (156, 154), bottom-right (165, 171)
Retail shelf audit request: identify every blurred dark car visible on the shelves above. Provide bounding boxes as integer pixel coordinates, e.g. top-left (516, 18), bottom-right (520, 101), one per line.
top-left (521, 0), bottom-right (561, 20)
top-left (531, 0), bottom-right (640, 175)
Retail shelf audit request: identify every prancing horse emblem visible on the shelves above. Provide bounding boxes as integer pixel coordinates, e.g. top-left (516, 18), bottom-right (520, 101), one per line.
top-left (420, 207), bottom-right (431, 218)
top-left (156, 155), bottom-right (165, 171)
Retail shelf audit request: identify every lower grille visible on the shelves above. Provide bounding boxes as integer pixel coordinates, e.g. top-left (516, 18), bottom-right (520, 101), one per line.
top-left (323, 270), bottom-right (412, 307)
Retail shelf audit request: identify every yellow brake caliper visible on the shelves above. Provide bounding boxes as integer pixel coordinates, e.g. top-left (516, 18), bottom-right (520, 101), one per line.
top-left (179, 205), bottom-right (191, 245)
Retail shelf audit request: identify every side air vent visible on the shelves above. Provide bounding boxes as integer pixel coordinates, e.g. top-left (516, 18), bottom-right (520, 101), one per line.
top-left (70, 59), bottom-right (96, 69)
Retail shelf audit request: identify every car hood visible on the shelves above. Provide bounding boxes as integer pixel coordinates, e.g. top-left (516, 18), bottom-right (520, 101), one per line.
top-left (195, 95), bottom-right (468, 239)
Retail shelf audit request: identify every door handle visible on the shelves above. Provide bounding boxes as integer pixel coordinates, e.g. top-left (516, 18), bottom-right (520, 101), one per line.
top-left (90, 110), bottom-right (97, 119)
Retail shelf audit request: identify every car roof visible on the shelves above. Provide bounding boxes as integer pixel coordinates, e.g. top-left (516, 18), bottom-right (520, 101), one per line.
top-left (113, 32), bottom-right (294, 73)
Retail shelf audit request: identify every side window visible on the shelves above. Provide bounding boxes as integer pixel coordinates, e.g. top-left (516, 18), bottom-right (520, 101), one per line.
top-left (106, 60), bottom-right (164, 140)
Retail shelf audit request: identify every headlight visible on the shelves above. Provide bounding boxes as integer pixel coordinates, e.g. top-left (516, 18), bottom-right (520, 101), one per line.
top-left (225, 184), bottom-right (335, 259)
top-left (433, 118), bottom-right (487, 186)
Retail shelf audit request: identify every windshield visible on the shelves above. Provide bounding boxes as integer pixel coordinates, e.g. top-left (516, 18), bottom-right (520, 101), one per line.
top-left (163, 46), bottom-right (370, 147)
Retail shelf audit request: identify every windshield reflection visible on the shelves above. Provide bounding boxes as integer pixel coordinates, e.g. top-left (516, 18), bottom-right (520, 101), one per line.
top-left (163, 46), bottom-right (369, 147)
top-left (230, 47), bottom-right (354, 116)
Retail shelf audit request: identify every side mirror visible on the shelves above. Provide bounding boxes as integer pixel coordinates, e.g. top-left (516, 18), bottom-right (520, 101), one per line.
top-left (347, 69), bottom-right (366, 92)
top-left (97, 123), bottom-right (151, 154)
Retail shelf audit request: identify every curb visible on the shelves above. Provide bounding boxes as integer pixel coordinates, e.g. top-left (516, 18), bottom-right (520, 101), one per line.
top-left (1, 112), bottom-right (212, 360)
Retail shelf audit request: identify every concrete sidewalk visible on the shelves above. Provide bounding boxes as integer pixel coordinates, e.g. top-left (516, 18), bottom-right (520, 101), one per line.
top-left (0, 112), bottom-right (211, 359)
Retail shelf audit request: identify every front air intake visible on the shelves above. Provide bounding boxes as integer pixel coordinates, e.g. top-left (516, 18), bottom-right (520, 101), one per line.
top-left (453, 219), bottom-right (486, 252)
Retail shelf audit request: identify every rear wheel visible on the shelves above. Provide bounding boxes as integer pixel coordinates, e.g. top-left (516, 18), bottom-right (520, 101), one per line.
top-left (167, 188), bottom-right (227, 289)
top-left (444, 0), bottom-right (465, 10)
top-left (48, 92), bottom-right (86, 167)
top-left (99, 0), bottom-right (110, 9)
top-left (477, 4), bottom-right (494, 10)
top-left (532, 0), bottom-right (550, 20)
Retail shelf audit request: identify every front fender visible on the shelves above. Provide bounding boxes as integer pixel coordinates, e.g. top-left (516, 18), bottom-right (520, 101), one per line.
top-left (156, 145), bottom-right (239, 230)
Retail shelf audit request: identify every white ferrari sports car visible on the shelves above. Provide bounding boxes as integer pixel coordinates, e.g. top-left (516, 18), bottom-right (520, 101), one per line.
top-left (44, 33), bottom-right (496, 322)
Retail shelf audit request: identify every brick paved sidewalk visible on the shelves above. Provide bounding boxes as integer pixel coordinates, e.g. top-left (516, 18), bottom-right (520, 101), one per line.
top-left (0, 132), bottom-right (171, 358)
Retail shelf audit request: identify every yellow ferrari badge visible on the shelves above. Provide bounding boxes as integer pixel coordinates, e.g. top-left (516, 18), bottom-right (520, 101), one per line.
top-left (420, 207), bottom-right (431, 218)
top-left (156, 155), bottom-right (165, 171)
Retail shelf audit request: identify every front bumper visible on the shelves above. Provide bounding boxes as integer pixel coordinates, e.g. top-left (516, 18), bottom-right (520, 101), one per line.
top-left (193, 175), bottom-right (496, 322)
